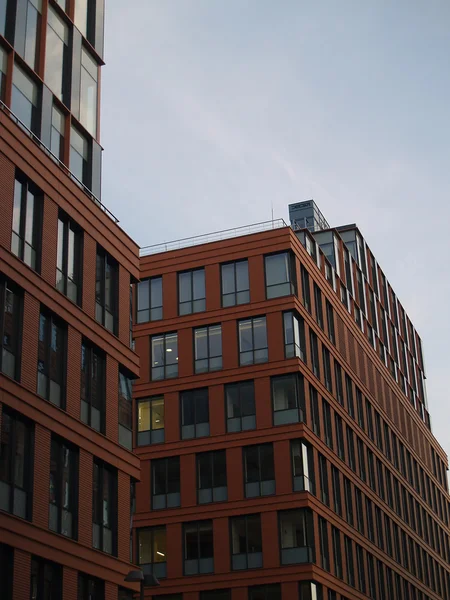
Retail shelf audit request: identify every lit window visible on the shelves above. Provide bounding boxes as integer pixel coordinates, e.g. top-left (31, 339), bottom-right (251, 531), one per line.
top-left (137, 396), bottom-right (164, 446)
top-left (151, 333), bottom-right (178, 380)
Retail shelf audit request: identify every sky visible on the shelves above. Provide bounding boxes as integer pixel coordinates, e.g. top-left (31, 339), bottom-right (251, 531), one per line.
top-left (101, 1), bottom-right (450, 461)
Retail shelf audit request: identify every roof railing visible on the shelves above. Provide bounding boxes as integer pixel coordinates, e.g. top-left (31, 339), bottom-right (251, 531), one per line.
top-left (0, 99), bottom-right (119, 224)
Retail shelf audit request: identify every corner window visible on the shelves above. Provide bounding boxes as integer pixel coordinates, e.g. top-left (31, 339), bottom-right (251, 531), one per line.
top-left (56, 213), bottom-right (82, 304)
top-left (264, 252), bottom-right (296, 299)
top-left (37, 310), bottom-right (66, 408)
top-left (248, 585), bottom-right (281, 600)
top-left (0, 408), bottom-right (33, 520)
top-left (291, 440), bottom-right (314, 493)
top-left (80, 48), bottom-right (98, 136)
top-left (225, 380), bottom-right (256, 432)
top-left (92, 460), bottom-right (117, 555)
top-left (271, 373), bottom-right (305, 425)
top-left (30, 557), bottom-right (62, 600)
top-left (181, 388), bottom-right (209, 439)
top-left (11, 63), bottom-right (40, 134)
top-left (221, 260), bottom-right (249, 306)
top-left (118, 370), bottom-right (133, 450)
top-left (238, 317), bottom-right (268, 365)
top-left (194, 325), bottom-right (222, 373)
top-left (151, 332), bottom-right (178, 380)
top-left (81, 342), bottom-right (105, 432)
top-left (152, 456), bottom-right (180, 509)
top-left (279, 508), bottom-right (314, 565)
top-left (231, 514), bottom-right (262, 570)
top-left (178, 268), bottom-right (205, 315)
top-left (0, 277), bottom-right (22, 380)
top-left (137, 277), bottom-right (162, 323)
top-left (183, 520), bottom-right (214, 575)
top-left (11, 174), bottom-right (42, 271)
top-left (78, 573), bottom-right (104, 600)
top-left (95, 247), bottom-right (118, 334)
top-left (243, 443), bottom-right (275, 498)
top-left (197, 450), bottom-right (227, 504)
top-left (138, 527), bottom-right (167, 580)
top-left (70, 126), bottom-right (91, 187)
top-left (49, 436), bottom-right (78, 539)
top-left (283, 311), bottom-right (305, 360)
top-left (45, 6), bottom-right (69, 104)
top-left (137, 396), bottom-right (164, 446)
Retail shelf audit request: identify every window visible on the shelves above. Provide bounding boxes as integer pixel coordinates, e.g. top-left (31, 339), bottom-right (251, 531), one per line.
top-left (184, 520), bottom-right (214, 575)
top-left (238, 317), bottom-right (268, 365)
top-left (197, 450), bottom-right (227, 504)
top-left (137, 277), bottom-right (163, 323)
top-left (243, 443), bottom-right (275, 497)
top-left (301, 266), bottom-right (311, 311)
top-left (344, 477), bottom-right (353, 526)
top-left (92, 461), bottom-right (117, 555)
top-left (45, 6), bottom-right (69, 103)
top-left (279, 508), bottom-right (314, 564)
top-left (221, 260), bottom-right (249, 306)
top-left (137, 396), bottom-right (165, 446)
top-left (151, 332), bottom-right (178, 380)
top-left (299, 582), bottom-right (323, 600)
top-left (0, 278), bottom-right (22, 380)
top-left (201, 592), bottom-right (230, 600)
top-left (78, 573), bottom-right (104, 600)
top-left (322, 400), bottom-right (333, 449)
top-left (332, 527), bottom-right (342, 578)
top-left (346, 426), bottom-right (356, 471)
top-left (80, 48), bottom-right (98, 136)
top-left (194, 325), bottom-right (222, 373)
top-left (118, 370), bottom-right (133, 450)
top-left (11, 63), bottom-right (40, 133)
top-left (322, 347), bottom-right (332, 391)
top-left (11, 174), bottom-right (42, 271)
top-left (0, 47), bottom-right (7, 101)
top-left (332, 467), bottom-right (342, 517)
top-left (272, 373), bottom-right (305, 425)
top-left (231, 514), bottom-right (262, 570)
top-left (335, 414), bottom-right (345, 460)
top-left (283, 311), bottom-right (305, 360)
top-left (225, 380), bottom-right (256, 432)
top-left (37, 310), bottom-right (66, 407)
top-left (248, 585), bottom-right (281, 600)
top-left (74, 0), bottom-right (94, 40)
top-left (334, 362), bottom-right (343, 404)
top-left (291, 440), bottom-right (314, 492)
top-left (180, 388), bottom-right (209, 439)
top-left (357, 438), bottom-right (366, 482)
top-left (138, 527), bottom-right (167, 579)
top-left (355, 489), bottom-right (364, 534)
top-left (49, 436), bottom-right (77, 539)
top-left (152, 457), bottom-right (180, 509)
top-left (0, 544), bottom-right (13, 600)
top-left (326, 300), bottom-right (335, 344)
top-left (264, 252), bottom-right (296, 298)
top-left (356, 544), bottom-right (366, 593)
top-left (344, 536), bottom-right (355, 587)
top-left (56, 213), bottom-right (82, 304)
top-left (50, 105), bottom-right (66, 161)
top-left (30, 557), bottom-right (62, 600)
top-left (319, 517), bottom-right (329, 571)
top-left (70, 126), bottom-right (91, 187)
top-left (366, 399), bottom-right (374, 441)
top-left (95, 248), bottom-right (118, 333)
top-left (318, 454), bottom-right (329, 506)
top-left (309, 331), bottom-right (319, 377)
top-left (81, 342), bottom-right (105, 432)
top-left (356, 388), bottom-right (364, 430)
top-left (0, 408), bottom-right (32, 519)
top-left (310, 385), bottom-right (320, 436)
top-left (314, 283), bottom-right (323, 328)
top-left (178, 269), bottom-right (205, 315)
top-left (345, 375), bottom-right (355, 418)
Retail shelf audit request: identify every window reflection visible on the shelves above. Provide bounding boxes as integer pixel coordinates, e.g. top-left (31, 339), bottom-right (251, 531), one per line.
top-left (80, 48), bottom-right (98, 136)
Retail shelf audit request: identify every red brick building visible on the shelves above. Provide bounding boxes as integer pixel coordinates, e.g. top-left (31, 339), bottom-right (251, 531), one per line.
top-left (0, 1), bottom-right (140, 598)
top-left (133, 219), bottom-right (450, 600)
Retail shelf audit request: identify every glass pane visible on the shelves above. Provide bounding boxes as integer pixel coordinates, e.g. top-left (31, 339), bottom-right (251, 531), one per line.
top-left (192, 269), bottom-right (205, 301)
top-left (151, 337), bottom-right (164, 368)
top-left (80, 48), bottom-right (98, 135)
top-left (153, 528), bottom-right (166, 563)
top-left (265, 253), bottom-right (289, 287)
top-left (253, 318), bottom-right (267, 350)
top-left (150, 277), bottom-right (163, 308)
top-left (235, 260), bottom-right (249, 292)
top-left (239, 320), bottom-right (253, 352)
top-left (14, 420), bottom-right (27, 488)
top-left (221, 263), bottom-right (235, 295)
top-left (138, 401), bottom-right (150, 432)
top-left (209, 326), bottom-right (222, 360)
top-left (181, 393), bottom-right (195, 427)
top-left (194, 328), bottom-right (208, 361)
top-left (137, 280), bottom-right (149, 314)
top-left (151, 398), bottom-right (164, 430)
top-left (178, 272), bottom-right (191, 303)
top-left (45, 8), bottom-right (68, 100)
top-left (139, 529), bottom-right (152, 564)
top-left (273, 375), bottom-right (297, 412)
top-left (165, 333), bottom-right (178, 366)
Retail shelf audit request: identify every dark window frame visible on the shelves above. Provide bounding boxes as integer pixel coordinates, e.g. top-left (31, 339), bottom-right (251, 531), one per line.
top-left (11, 173), bottom-right (42, 273)
top-left (31, 556), bottom-right (62, 600)
top-left (197, 450), bottom-right (227, 504)
top-left (221, 259), bottom-right (250, 307)
top-left (136, 276), bottom-right (163, 323)
top-left (230, 513), bottom-right (263, 570)
top-left (118, 368), bottom-right (133, 450)
top-left (80, 341), bottom-right (105, 433)
top-left (194, 324), bottom-right (223, 374)
top-left (225, 380), bottom-right (256, 432)
top-left (238, 316), bottom-right (268, 366)
top-left (95, 247), bottom-right (118, 334)
top-left (151, 332), bottom-right (178, 380)
top-left (137, 395), bottom-right (165, 446)
top-left (264, 251), bottom-right (297, 299)
top-left (49, 435), bottom-right (78, 539)
top-left (178, 268), bottom-right (206, 315)
top-left (37, 309), bottom-right (66, 409)
top-left (180, 388), bottom-right (210, 439)
top-left (183, 520), bottom-right (214, 575)
top-left (137, 526), bottom-right (167, 580)
top-left (151, 456), bottom-right (180, 510)
top-left (56, 211), bottom-right (83, 305)
top-left (271, 372), bottom-right (305, 426)
top-left (0, 276), bottom-right (23, 381)
top-left (283, 310), bottom-right (306, 361)
top-left (243, 443), bottom-right (275, 498)
top-left (92, 460), bottom-right (117, 556)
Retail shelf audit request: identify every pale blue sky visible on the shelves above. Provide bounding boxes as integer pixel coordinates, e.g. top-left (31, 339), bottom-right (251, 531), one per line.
top-left (101, 1), bottom-right (450, 461)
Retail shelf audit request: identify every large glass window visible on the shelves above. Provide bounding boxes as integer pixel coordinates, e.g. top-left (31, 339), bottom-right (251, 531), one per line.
top-left (45, 6), bottom-right (69, 103)
top-left (23, 0), bottom-right (42, 69)
top-left (231, 514), bottom-right (262, 570)
top-left (118, 370), bottom-right (133, 450)
top-left (137, 396), bottom-right (164, 446)
top-left (243, 443), bottom-right (275, 498)
top-left (0, 277), bottom-right (22, 380)
top-left (70, 126), bottom-right (90, 187)
top-left (264, 252), bottom-right (296, 298)
top-left (197, 450), bottom-right (227, 504)
top-left (49, 436), bottom-right (78, 539)
top-left (178, 269), bottom-right (205, 315)
top-left (95, 247), bottom-right (118, 333)
top-left (248, 585), bottom-right (281, 600)
top-left (37, 310), bottom-right (66, 408)
top-left (78, 573), bottom-right (104, 600)
top-left (279, 508), bottom-right (314, 565)
top-left (136, 277), bottom-right (162, 323)
top-left (291, 440), bottom-right (314, 492)
top-left (30, 557), bottom-right (62, 600)
top-left (11, 174), bottom-right (42, 271)
top-left (50, 104), bottom-right (66, 162)
top-left (238, 316), bottom-right (268, 365)
top-left (56, 213), bottom-right (82, 304)
top-left (184, 520), bottom-right (214, 575)
top-left (0, 408), bottom-right (33, 520)
top-left (11, 63), bottom-right (39, 133)
top-left (151, 332), bottom-right (178, 380)
top-left (152, 456), bottom-right (180, 509)
top-left (194, 325), bottom-right (222, 373)
top-left (80, 48), bottom-right (98, 136)
top-left (0, 46), bottom-right (7, 101)
top-left (180, 388), bottom-right (209, 439)
top-left (225, 380), bottom-right (256, 432)
top-left (283, 311), bottom-right (305, 360)
top-left (221, 260), bottom-right (249, 306)
top-left (271, 373), bottom-right (305, 425)
top-left (81, 342), bottom-right (105, 432)
top-left (138, 527), bottom-right (167, 579)
top-left (92, 460), bottom-right (117, 556)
